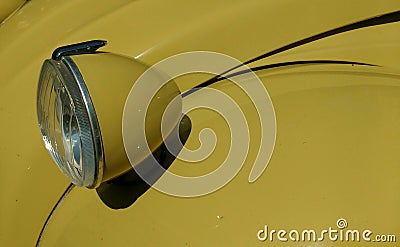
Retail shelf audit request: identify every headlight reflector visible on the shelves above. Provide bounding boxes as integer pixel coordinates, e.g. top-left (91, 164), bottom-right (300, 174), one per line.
top-left (37, 57), bottom-right (104, 188)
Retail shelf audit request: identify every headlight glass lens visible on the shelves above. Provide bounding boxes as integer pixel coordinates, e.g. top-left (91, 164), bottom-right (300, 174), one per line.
top-left (37, 57), bottom-right (103, 188)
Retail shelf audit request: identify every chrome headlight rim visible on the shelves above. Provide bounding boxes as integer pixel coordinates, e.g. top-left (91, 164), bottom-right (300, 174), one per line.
top-left (37, 56), bottom-right (104, 188)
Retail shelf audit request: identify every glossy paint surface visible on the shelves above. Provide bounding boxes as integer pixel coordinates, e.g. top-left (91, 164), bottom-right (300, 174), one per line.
top-left (0, 0), bottom-right (399, 246)
top-left (39, 65), bottom-right (400, 247)
top-left (0, 0), bottom-right (25, 22)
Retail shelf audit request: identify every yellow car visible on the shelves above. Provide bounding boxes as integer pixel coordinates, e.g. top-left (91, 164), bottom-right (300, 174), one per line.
top-left (1, 0), bottom-right (400, 246)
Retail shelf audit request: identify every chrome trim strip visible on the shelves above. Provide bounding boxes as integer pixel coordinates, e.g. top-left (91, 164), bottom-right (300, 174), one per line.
top-left (62, 56), bottom-right (105, 188)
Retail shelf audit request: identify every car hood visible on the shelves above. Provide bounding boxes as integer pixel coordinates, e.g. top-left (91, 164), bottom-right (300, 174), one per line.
top-left (0, 0), bottom-right (399, 246)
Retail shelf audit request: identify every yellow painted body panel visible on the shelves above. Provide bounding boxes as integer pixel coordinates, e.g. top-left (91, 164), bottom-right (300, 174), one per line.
top-left (39, 65), bottom-right (400, 247)
top-left (0, 0), bottom-right (25, 22)
top-left (0, 0), bottom-right (399, 246)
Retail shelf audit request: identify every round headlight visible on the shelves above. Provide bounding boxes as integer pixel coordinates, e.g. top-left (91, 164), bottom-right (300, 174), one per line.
top-left (37, 56), bottom-right (104, 188)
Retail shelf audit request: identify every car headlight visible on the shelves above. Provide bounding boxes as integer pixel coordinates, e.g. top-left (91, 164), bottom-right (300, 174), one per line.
top-left (36, 40), bottom-right (183, 189)
top-left (37, 56), bottom-right (104, 188)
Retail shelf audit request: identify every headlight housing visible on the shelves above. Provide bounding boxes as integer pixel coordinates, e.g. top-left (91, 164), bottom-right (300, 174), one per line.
top-left (37, 40), bottom-right (183, 189)
top-left (37, 56), bottom-right (104, 188)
